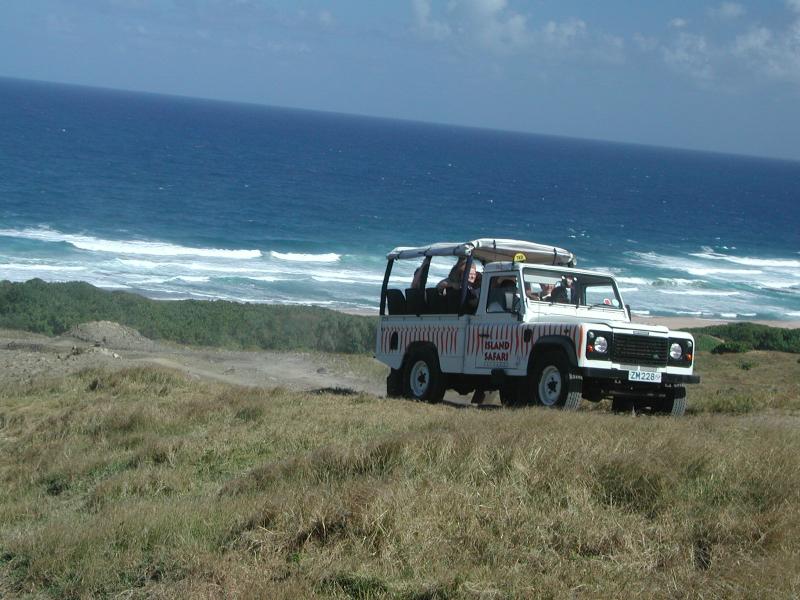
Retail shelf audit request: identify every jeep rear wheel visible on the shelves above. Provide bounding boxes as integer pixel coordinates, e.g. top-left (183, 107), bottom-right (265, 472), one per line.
top-left (386, 368), bottom-right (403, 398)
top-left (402, 347), bottom-right (446, 403)
top-left (499, 378), bottom-right (526, 407)
top-left (530, 352), bottom-right (582, 410)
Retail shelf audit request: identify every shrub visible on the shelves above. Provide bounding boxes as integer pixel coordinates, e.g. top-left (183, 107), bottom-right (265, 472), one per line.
top-left (711, 341), bottom-right (753, 354)
top-left (689, 322), bottom-right (800, 353)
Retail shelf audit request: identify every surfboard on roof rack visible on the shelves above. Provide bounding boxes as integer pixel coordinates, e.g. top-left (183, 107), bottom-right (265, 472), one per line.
top-left (386, 238), bottom-right (576, 267)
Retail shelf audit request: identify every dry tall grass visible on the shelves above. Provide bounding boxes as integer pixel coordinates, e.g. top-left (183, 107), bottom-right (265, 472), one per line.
top-left (1, 354), bottom-right (799, 598)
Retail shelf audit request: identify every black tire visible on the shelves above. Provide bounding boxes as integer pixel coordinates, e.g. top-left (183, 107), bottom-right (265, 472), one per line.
top-left (499, 378), bottom-right (526, 407)
top-left (386, 368), bottom-right (403, 398)
top-left (616, 385), bottom-right (687, 416)
top-left (530, 351), bottom-right (582, 410)
top-left (657, 384), bottom-right (687, 416)
top-left (402, 347), bottom-right (446, 403)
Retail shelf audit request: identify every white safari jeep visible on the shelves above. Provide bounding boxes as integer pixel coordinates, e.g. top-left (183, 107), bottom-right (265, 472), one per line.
top-left (375, 239), bottom-right (699, 415)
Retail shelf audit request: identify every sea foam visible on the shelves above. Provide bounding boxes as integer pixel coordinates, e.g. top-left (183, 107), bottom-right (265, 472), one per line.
top-left (270, 251), bottom-right (341, 263)
top-left (0, 228), bottom-right (262, 259)
top-left (690, 250), bottom-right (800, 269)
top-left (0, 263), bottom-right (86, 272)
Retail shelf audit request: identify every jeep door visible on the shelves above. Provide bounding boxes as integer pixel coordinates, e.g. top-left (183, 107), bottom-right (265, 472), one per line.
top-left (468, 274), bottom-right (524, 372)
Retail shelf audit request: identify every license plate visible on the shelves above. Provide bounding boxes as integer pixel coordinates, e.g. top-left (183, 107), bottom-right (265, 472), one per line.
top-left (628, 370), bottom-right (661, 383)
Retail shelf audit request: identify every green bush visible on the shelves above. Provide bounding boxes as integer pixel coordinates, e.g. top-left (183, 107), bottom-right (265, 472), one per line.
top-left (689, 322), bottom-right (799, 354)
top-left (0, 279), bottom-right (376, 354)
top-left (711, 341), bottom-right (753, 354)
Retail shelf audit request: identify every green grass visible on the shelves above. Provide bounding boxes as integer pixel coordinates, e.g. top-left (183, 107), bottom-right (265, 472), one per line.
top-left (2, 359), bottom-right (799, 598)
top-left (688, 351), bottom-right (800, 414)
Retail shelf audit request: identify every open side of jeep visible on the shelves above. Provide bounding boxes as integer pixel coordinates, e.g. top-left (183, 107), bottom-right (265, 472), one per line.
top-left (375, 239), bottom-right (699, 415)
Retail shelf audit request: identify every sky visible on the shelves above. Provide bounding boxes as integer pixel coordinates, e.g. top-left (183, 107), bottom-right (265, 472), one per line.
top-left (1, 1), bottom-right (800, 161)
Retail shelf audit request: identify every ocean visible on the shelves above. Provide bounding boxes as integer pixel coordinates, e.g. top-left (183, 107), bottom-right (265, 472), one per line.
top-left (1, 77), bottom-right (799, 320)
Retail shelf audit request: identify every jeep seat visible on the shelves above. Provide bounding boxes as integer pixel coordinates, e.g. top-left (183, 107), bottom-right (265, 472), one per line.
top-left (386, 289), bottom-right (406, 315)
top-left (405, 288), bottom-right (426, 315)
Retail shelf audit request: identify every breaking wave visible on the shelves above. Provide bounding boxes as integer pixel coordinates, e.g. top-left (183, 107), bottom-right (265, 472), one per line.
top-left (271, 251), bottom-right (340, 263)
top-left (0, 227), bottom-right (262, 259)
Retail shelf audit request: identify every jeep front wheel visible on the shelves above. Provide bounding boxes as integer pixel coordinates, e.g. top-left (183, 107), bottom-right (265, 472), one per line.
top-left (402, 347), bottom-right (446, 403)
top-left (531, 352), bottom-right (582, 410)
top-left (656, 384), bottom-right (687, 416)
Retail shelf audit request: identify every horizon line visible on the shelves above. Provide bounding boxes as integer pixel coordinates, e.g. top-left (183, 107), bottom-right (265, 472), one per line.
top-left (2, 74), bottom-right (799, 166)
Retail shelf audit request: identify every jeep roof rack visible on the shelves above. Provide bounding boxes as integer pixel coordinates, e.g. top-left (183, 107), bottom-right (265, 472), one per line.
top-left (386, 238), bottom-right (576, 267)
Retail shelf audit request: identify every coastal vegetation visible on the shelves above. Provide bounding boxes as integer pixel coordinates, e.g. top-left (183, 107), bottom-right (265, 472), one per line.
top-left (688, 322), bottom-right (800, 354)
top-left (0, 279), bottom-right (375, 354)
top-left (1, 358), bottom-right (798, 598)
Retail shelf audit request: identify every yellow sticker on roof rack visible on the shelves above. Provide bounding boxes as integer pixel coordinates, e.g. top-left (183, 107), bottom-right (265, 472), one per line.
top-left (513, 252), bottom-right (526, 262)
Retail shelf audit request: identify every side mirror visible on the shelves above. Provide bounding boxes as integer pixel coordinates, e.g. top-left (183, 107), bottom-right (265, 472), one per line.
top-left (512, 295), bottom-right (524, 320)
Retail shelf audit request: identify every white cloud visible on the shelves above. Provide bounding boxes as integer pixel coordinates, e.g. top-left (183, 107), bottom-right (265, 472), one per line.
top-left (467, 0), bottom-right (508, 17)
top-left (662, 32), bottom-right (713, 80)
top-left (411, 0), bottom-right (452, 40)
top-left (460, 0), bottom-right (532, 53)
top-left (733, 21), bottom-right (800, 83)
top-left (669, 18), bottom-right (688, 29)
top-left (735, 27), bottom-right (773, 55)
top-left (407, 0), bottom-right (635, 71)
top-left (539, 18), bottom-right (587, 49)
top-left (318, 10), bottom-right (334, 29)
top-left (409, 0), bottom-right (622, 62)
top-left (633, 32), bottom-right (659, 52)
top-left (709, 3), bottom-right (745, 19)
top-left (640, 2), bottom-right (800, 90)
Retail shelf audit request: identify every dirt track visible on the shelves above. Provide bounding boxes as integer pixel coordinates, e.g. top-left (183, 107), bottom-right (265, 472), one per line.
top-left (0, 322), bottom-right (384, 396)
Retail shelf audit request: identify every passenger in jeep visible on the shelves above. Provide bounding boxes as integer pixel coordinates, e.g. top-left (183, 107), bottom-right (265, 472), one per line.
top-left (437, 258), bottom-right (479, 295)
top-left (487, 277), bottom-right (518, 312)
top-left (552, 276), bottom-right (577, 304)
top-left (525, 282), bottom-right (554, 301)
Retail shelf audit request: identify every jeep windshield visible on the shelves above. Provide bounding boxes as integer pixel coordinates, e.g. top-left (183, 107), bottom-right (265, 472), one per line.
top-left (522, 268), bottom-right (623, 310)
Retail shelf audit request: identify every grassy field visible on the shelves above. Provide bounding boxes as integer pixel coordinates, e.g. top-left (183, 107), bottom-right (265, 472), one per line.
top-left (1, 351), bottom-right (799, 598)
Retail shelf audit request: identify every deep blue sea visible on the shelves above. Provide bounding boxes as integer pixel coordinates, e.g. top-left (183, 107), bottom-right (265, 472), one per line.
top-left (1, 77), bottom-right (799, 320)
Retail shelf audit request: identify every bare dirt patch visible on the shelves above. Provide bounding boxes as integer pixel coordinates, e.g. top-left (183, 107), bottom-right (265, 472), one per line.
top-left (0, 323), bottom-right (384, 395)
top-left (67, 320), bottom-right (157, 351)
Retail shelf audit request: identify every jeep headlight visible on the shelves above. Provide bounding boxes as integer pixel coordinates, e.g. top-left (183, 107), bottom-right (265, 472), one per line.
top-left (587, 331), bottom-right (610, 357)
top-left (669, 342), bottom-right (683, 360)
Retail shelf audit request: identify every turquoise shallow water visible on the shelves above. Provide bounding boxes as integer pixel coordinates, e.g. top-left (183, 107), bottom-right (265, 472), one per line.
top-left (1, 77), bottom-right (798, 319)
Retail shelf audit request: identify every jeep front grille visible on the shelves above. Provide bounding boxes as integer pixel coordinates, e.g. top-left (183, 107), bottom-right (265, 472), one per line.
top-left (611, 334), bottom-right (669, 367)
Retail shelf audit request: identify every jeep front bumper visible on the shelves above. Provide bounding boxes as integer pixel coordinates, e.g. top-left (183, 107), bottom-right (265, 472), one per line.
top-left (580, 368), bottom-right (700, 384)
